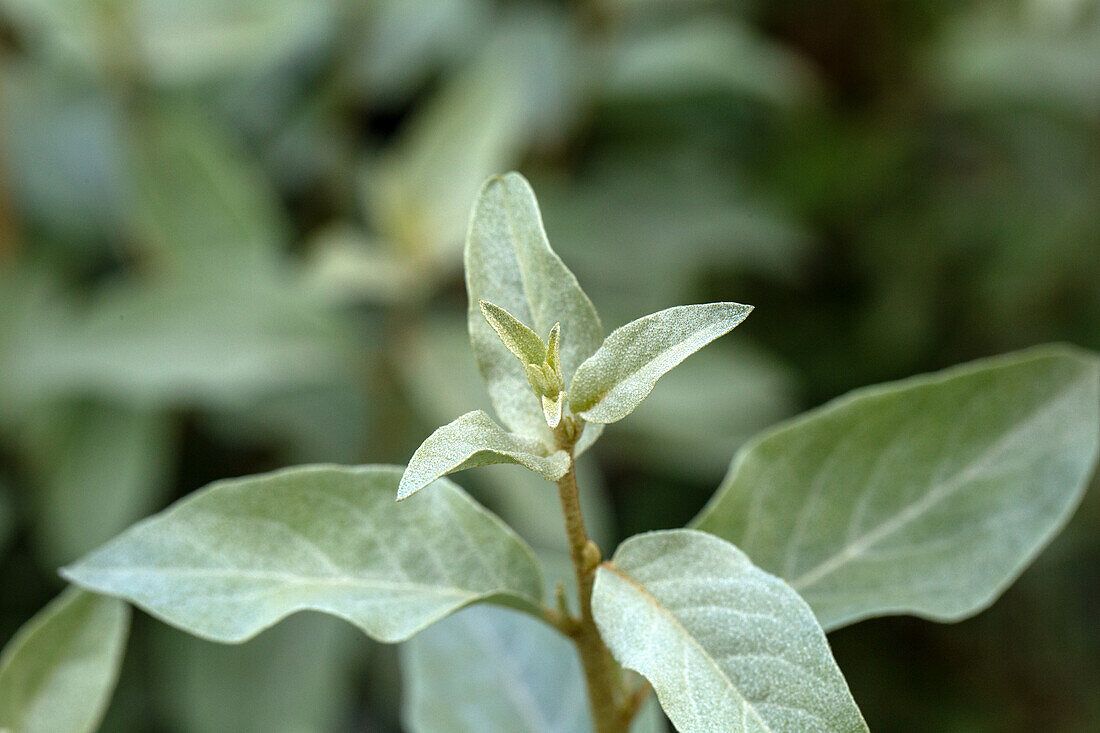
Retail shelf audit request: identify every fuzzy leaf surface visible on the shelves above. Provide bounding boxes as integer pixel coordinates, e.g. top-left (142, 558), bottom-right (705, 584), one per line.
top-left (694, 346), bottom-right (1100, 631)
top-left (402, 605), bottom-right (665, 733)
top-left (465, 172), bottom-right (602, 446)
top-left (570, 302), bottom-right (752, 423)
top-left (592, 530), bottom-right (866, 733)
top-left (0, 588), bottom-right (129, 733)
top-left (398, 411), bottom-right (570, 501)
top-left (479, 300), bottom-right (547, 366)
top-left (62, 466), bottom-right (544, 643)
top-left (401, 605), bottom-right (589, 733)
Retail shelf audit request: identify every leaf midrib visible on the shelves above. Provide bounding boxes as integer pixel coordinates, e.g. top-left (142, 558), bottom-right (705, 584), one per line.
top-left (577, 315), bottom-right (731, 412)
top-left (600, 561), bottom-right (773, 731)
top-left (70, 565), bottom-right (488, 598)
top-left (790, 383), bottom-right (1079, 591)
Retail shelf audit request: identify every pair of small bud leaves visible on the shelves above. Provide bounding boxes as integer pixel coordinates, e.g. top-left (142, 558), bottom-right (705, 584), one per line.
top-left (479, 300), bottom-right (567, 429)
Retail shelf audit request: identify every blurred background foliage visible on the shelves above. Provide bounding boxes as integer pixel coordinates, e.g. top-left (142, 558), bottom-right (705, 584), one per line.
top-left (0, 0), bottom-right (1098, 730)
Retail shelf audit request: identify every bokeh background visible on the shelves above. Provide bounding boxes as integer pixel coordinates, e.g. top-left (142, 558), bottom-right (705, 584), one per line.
top-left (1, 0), bottom-right (1099, 730)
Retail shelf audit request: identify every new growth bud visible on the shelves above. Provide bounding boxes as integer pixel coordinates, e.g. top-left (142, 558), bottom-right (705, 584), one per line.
top-left (479, 301), bottom-right (568, 428)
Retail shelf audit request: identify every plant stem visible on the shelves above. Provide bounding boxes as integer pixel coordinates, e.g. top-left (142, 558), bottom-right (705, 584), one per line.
top-left (555, 463), bottom-right (630, 733)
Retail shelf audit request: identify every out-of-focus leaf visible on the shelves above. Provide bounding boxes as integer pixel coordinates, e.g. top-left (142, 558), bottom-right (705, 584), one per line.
top-left (0, 106), bottom-right (358, 411)
top-left (631, 695), bottom-right (669, 733)
top-left (603, 17), bottom-right (815, 106)
top-left (694, 346), bottom-right (1100, 631)
top-left (7, 279), bottom-right (350, 409)
top-left (934, 7), bottom-right (1100, 117)
top-left (364, 40), bottom-right (529, 262)
top-left (63, 466), bottom-right (545, 643)
top-left (21, 402), bottom-right (174, 567)
top-left (482, 458), bottom-right (615, 560)
top-left (402, 604), bottom-right (663, 733)
top-left (351, 0), bottom-right (490, 105)
top-left (0, 588), bottom-right (129, 733)
top-left (465, 173), bottom-right (603, 447)
top-left (134, 0), bottom-right (337, 85)
top-left (0, 0), bottom-right (335, 84)
top-left (202, 382), bottom-right (370, 465)
top-left (128, 106), bottom-right (286, 280)
top-left (534, 162), bottom-right (808, 324)
top-left (400, 605), bottom-right (589, 733)
top-left (592, 530), bottom-right (867, 733)
top-left (0, 268), bottom-right (76, 419)
top-left (0, 0), bottom-right (102, 70)
top-left (571, 303), bottom-right (753, 423)
top-left (0, 63), bottom-right (127, 241)
top-left (605, 345), bottom-right (799, 479)
top-left (399, 411), bottom-right (570, 501)
top-left (301, 224), bottom-right (425, 304)
top-left (400, 315), bottom-right (496, 427)
top-left (364, 12), bottom-right (578, 264)
top-left (156, 613), bottom-right (359, 733)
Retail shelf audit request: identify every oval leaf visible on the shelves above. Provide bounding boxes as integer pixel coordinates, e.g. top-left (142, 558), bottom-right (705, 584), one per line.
top-left (62, 465), bottom-right (544, 643)
top-left (401, 605), bottom-right (590, 733)
top-left (0, 588), bottom-right (129, 733)
top-left (402, 605), bottom-right (664, 733)
top-left (398, 411), bottom-right (570, 501)
top-left (570, 302), bottom-right (753, 423)
top-left (592, 530), bottom-right (866, 733)
top-left (465, 172), bottom-right (603, 445)
top-left (693, 346), bottom-right (1100, 631)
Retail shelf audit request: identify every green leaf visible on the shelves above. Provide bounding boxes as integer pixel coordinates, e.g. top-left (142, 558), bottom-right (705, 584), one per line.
top-left (603, 17), bottom-right (815, 106)
top-left (402, 604), bottom-right (664, 733)
top-left (352, 0), bottom-right (490, 105)
top-left (693, 346), bottom-right (1100, 631)
top-left (155, 614), bottom-right (359, 733)
top-left (465, 172), bottom-right (603, 447)
top-left (479, 300), bottom-right (547, 366)
top-left (61, 465), bottom-right (545, 643)
top-left (592, 530), bottom-right (867, 733)
top-left (0, 588), bottom-right (130, 733)
top-left (22, 402), bottom-right (174, 567)
top-left (570, 302), bottom-right (753, 423)
top-left (129, 105), bottom-right (287, 280)
top-left (400, 605), bottom-right (589, 732)
top-left (0, 65), bottom-right (128, 240)
top-left (133, 0), bottom-right (337, 85)
top-left (367, 34), bottom-right (530, 262)
top-left (5, 276), bottom-right (351, 410)
top-left (546, 322), bottom-right (562, 373)
top-left (398, 411), bottom-right (570, 501)
top-left (603, 344), bottom-right (798, 479)
top-left (631, 696), bottom-right (670, 733)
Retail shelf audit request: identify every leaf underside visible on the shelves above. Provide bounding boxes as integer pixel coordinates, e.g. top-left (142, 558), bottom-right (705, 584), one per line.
top-left (694, 345), bottom-right (1100, 631)
top-left (592, 530), bottom-right (867, 733)
top-left (0, 588), bottom-right (130, 733)
top-left (402, 604), bottom-right (667, 733)
top-left (63, 465), bottom-right (545, 644)
top-left (399, 410), bottom-right (570, 500)
top-left (401, 605), bottom-right (591, 733)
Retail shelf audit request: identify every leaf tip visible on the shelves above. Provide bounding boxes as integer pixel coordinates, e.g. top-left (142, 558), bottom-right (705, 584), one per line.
top-left (395, 470), bottom-right (421, 502)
